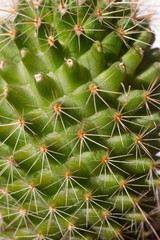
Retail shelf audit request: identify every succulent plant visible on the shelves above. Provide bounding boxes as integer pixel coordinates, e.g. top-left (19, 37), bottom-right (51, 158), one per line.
top-left (0, 0), bottom-right (160, 239)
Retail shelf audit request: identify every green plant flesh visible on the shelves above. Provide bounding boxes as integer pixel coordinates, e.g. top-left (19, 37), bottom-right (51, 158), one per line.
top-left (0, 0), bottom-right (160, 239)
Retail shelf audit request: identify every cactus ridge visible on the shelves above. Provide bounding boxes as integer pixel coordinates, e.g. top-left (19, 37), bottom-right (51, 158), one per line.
top-left (0, 0), bottom-right (160, 239)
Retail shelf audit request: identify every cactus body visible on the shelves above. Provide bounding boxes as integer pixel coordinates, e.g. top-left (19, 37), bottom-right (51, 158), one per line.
top-left (0, 0), bottom-right (160, 239)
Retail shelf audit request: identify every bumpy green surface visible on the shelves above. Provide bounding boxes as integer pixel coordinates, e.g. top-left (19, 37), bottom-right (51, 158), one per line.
top-left (0, 0), bottom-right (160, 239)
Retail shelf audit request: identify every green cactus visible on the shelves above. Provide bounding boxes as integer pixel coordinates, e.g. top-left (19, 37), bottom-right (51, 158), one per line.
top-left (0, 0), bottom-right (160, 239)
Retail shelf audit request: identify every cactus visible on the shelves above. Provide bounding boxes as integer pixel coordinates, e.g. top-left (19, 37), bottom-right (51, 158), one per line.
top-left (0, 0), bottom-right (160, 239)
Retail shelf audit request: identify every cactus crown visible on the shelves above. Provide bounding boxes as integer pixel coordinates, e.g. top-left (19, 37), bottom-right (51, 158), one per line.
top-left (0, 0), bottom-right (160, 239)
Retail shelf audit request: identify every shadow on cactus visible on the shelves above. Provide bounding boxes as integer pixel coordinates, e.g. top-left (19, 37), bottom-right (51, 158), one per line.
top-left (0, 0), bottom-right (160, 239)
